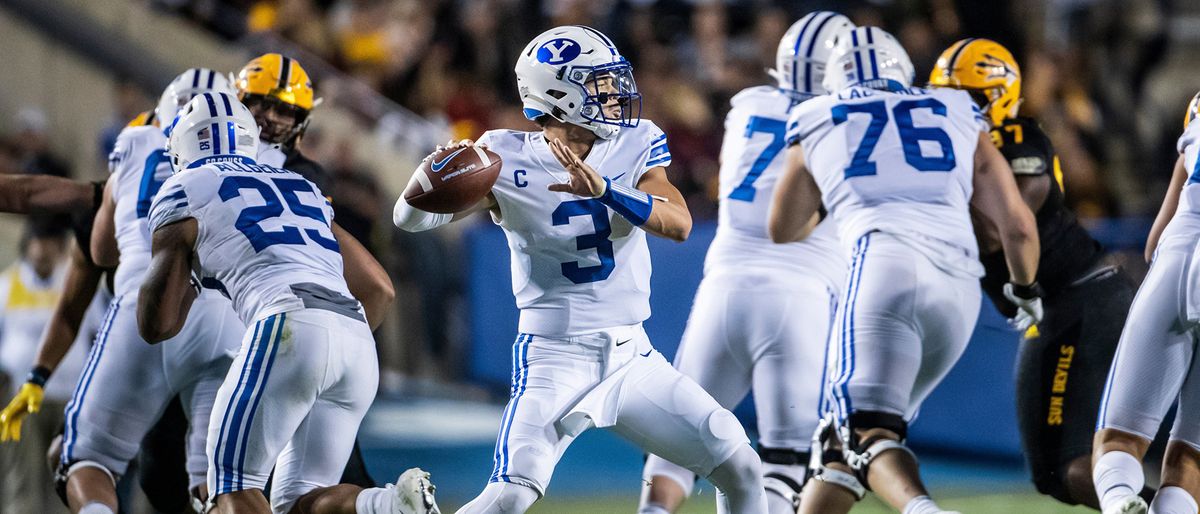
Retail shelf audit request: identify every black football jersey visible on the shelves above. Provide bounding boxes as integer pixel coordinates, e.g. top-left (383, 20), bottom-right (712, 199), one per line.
top-left (980, 117), bottom-right (1102, 315)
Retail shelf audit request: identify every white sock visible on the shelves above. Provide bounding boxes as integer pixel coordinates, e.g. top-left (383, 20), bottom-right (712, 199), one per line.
top-left (637, 504), bottom-right (672, 514)
top-left (355, 486), bottom-right (393, 514)
top-left (1094, 451), bottom-right (1145, 511)
top-left (902, 495), bottom-right (942, 514)
top-left (78, 503), bottom-right (115, 514)
top-left (1150, 486), bottom-right (1199, 514)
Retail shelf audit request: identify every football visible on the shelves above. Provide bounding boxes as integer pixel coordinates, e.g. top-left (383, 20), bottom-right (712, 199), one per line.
top-left (404, 144), bottom-right (502, 213)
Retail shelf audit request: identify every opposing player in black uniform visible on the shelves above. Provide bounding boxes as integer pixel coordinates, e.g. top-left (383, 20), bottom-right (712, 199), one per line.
top-left (930, 38), bottom-right (1142, 509)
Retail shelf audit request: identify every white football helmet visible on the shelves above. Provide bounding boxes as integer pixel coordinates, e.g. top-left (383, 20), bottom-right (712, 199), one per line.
top-left (769, 11), bottom-right (855, 98)
top-left (166, 91), bottom-right (260, 172)
top-left (515, 25), bottom-right (640, 139)
top-left (155, 68), bottom-right (236, 128)
top-left (822, 27), bottom-right (915, 94)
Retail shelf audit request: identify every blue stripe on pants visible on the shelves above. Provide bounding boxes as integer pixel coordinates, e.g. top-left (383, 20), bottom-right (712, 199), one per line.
top-left (489, 334), bottom-right (524, 480)
top-left (490, 334), bottom-right (531, 483)
top-left (212, 318), bottom-right (265, 491)
top-left (235, 313), bottom-right (285, 489)
top-left (62, 299), bottom-right (121, 463)
top-left (214, 314), bottom-right (278, 494)
top-left (833, 233), bottom-right (871, 421)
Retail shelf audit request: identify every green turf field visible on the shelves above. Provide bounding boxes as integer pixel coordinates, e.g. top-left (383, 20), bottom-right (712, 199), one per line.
top-left (519, 492), bottom-right (1095, 513)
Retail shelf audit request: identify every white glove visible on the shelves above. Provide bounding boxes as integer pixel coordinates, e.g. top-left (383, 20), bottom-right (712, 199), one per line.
top-left (1003, 282), bottom-right (1044, 332)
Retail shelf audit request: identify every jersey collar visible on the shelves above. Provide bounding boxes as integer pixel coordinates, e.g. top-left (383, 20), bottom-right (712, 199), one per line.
top-left (187, 155), bottom-right (257, 169)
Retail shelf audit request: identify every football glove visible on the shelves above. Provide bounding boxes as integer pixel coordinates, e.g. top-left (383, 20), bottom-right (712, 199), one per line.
top-left (1003, 282), bottom-right (1045, 333)
top-left (0, 382), bottom-right (45, 442)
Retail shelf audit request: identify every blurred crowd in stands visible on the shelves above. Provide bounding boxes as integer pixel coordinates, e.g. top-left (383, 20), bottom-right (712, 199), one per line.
top-left (143, 0), bottom-right (1195, 220)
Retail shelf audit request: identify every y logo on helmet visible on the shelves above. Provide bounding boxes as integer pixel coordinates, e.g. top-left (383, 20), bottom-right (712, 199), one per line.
top-left (537, 39), bottom-right (581, 64)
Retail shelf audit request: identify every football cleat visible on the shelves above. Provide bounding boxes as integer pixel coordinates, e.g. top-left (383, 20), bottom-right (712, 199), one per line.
top-left (1102, 496), bottom-right (1148, 514)
top-left (390, 467), bottom-right (440, 514)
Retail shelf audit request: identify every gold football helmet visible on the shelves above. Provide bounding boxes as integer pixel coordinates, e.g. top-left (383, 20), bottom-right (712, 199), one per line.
top-left (929, 38), bottom-right (1021, 127)
top-left (126, 110), bottom-right (154, 128)
top-left (234, 53), bottom-right (316, 145)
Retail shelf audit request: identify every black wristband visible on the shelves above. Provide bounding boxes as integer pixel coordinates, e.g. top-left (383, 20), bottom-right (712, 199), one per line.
top-left (26, 366), bottom-right (51, 387)
top-left (1010, 281), bottom-right (1044, 300)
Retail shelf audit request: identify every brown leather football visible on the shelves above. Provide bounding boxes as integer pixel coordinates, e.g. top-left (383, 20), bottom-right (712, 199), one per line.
top-left (404, 144), bottom-right (502, 213)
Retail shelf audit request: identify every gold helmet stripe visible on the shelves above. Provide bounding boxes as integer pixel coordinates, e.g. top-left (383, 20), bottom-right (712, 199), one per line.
top-left (279, 56), bottom-right (292, 90)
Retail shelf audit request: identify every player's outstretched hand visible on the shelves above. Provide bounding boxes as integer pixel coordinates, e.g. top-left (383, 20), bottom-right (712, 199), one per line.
top-left (547, 138), bottom-right (606, 198)
top-left (0, 382), bottom-right (44, 442)
top-left (1003, 282), bottom-right (1044, 333)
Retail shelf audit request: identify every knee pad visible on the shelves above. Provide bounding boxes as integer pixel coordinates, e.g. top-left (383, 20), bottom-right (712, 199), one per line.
top-left (758, 447), bottom-right (809, 510)
top-left (55, 460), bottom-right (117, 506)
top-left (808, 414), bottom-right (866, 500)
top-left (842, 411), bottom-right (915, 486)
top-left (703, 409), bottom-right (748, 448)
top-left (695, 408), bottom-right (749, 476)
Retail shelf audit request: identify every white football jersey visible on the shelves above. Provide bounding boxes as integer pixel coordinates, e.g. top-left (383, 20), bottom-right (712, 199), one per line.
top-left (477, 121), bottom-right (671, 336)
top-left (107, 125), bottom-right (171, 296)
top-left (708, 86), bottom-right (845, 286)
top-left (1161, 121), bottom-right (1200, 242)
top-left (148, 157), bottom-right (352, 324)
top-left (788, 85), bottom-right (987, 277)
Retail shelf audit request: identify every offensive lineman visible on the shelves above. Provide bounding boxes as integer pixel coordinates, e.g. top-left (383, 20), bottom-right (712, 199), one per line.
top-left (138, 92), bottom-right (434, 514)
top-left (929, 38), bottom-right (1141, 509)
top-left (393, 25), bottom-right (767, 514)
top-left (769, 27), bottom-right (1041, 514)
top-left (638, 11), bottom-right (852, 514)
top-left (57, 68), bottom-right (244, 514)
top-left (1089, 94), bottom-right (1200, 514)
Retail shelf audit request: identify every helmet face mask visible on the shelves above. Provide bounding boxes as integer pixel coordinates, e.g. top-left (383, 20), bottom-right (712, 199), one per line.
top-left (235, 54), bottom-right (316, 146)
top-left (516, 26), bottom-right (639, 139)
top-left (241, 93), bottom-right (309, 145)
top-left (575, 63), bottom-right (641, 130)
